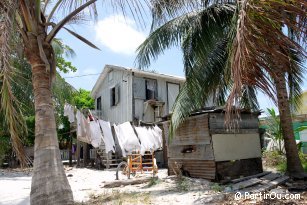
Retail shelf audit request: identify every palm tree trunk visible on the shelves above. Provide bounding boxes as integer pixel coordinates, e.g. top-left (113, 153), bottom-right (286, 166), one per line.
top-left (274, 72), bottom-right (304, 178)
top-left (25, 34), bottom-right (74, 204)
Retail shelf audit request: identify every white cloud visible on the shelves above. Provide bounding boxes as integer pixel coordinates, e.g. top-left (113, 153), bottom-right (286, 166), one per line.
top-left (95, 15), bottom-right (146, 55)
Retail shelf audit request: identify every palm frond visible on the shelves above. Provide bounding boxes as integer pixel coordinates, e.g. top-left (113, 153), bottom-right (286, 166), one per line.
top-left (0, 1), bottom-right (29, 166)
top-left (227, 0), bottom-right (307, 118)
top-left (135, 3), bottom-right (236, 69)
top-left (170, 38), bottom-right (231, 138)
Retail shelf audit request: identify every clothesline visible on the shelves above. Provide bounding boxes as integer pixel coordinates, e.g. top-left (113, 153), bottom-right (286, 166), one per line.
top-left (63, 103), bottom-right (163, 156)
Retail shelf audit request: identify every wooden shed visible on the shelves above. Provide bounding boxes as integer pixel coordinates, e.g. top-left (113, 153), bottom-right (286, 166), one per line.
top-left (163, 108), bottom-right (263, 181)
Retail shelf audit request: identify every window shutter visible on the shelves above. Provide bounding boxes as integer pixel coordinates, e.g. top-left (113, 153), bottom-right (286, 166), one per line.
top-left (133, 77), bottom-right (146, 99)
top-left (115, 84), bottom-right (120, 105)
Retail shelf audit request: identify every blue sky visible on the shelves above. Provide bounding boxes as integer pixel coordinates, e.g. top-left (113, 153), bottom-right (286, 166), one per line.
top-left (57, 5), bottom-right (306, 114)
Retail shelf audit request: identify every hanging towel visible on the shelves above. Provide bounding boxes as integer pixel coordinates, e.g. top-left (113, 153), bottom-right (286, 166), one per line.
top-left (99, 120), bottom-right (116, 153)
top-left (64, 103), bottom-right (75, 123)
top-left (152, 125), bottom-right (163, 149)
top-left (113, 122), bottom-right (141, 157)
top-left (89, 121), bottom-right (103, 148)
top-left (113, 124), bottom-right (126, 157)
top-left (134, 127), bottom-right (153, 155)
top-left (76, 110), bottom-right (90, 144)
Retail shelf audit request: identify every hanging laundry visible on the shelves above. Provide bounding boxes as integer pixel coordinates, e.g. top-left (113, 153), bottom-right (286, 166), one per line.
top-left (89, 121), bottom-right (103, 148)
top-left (99, 120), bottom-right (116, 153)
top-left (64, 103), bottom-right (75, 123)
top-left (76, 110), bottom-right (91, 144)
top-left (113, 124), bottom-right (126, 157)
top-left (113, 122), bottom-right (141, 157)
top-left (151, 125), bottom-right (163, 149)
top-left (134, 127), bottom-right (154, 155)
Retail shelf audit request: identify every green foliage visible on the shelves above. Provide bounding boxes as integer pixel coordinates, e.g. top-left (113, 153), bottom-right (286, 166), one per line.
top-left (0, 136), bottom-right (11, 165)
top-left (263, 150), bottom-right (286, 167)
top-left (147, 177), bottom-right (161, 187)
top-left (73, 89), bottom-right (95, 109)
top-left (176, 177), bottom-right (190, 192)
top-left (264, 150), bottom-right (307, 173)
top-left (52, 38), bottom-right (77, 73)
top-left (211, 183), bottom-right (223, 192)
top-left (265, 108), bottom-right (284, 154)
top-left (24, 116), bottom-right (35, 146)
top-left (136, 3), bottom-right (260, 138)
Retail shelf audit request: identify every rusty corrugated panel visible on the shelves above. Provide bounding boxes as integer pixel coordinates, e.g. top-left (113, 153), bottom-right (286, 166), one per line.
top-left (168, 159), bottom-right (216, 180)
top-left (172, 114), bottom-right (210, 145)
top-left (209, 113), bottom-right (259, 130)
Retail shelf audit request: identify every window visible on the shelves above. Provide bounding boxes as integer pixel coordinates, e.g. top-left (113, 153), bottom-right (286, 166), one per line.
top-left (145, 79), bottom-right (157, 100)
top-left (96, 97), bottom-right (101, 110)
top-left (110, 84), bottom-right (120, 106)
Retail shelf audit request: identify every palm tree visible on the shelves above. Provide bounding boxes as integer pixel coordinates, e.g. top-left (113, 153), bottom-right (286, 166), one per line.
top-left (0, 0), bottom-right (147, 204)
top-left (136, 0), bottom-right (306, 177)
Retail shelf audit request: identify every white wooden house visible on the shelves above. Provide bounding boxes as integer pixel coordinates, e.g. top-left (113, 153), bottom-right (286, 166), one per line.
top-left (91, 65), bottom-right (185, 124)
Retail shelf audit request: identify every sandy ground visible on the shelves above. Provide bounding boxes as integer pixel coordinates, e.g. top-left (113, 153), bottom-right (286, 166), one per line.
top-left (0, 167), bottom-right (215, 205)
top-left (0, 167), bottom-right (221, 205)
top-left (1, 167), bottom-right (305, 205)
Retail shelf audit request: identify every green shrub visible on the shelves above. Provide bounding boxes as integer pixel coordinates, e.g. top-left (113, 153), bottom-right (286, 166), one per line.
top-left (177, 177), bottom-right (189, 192)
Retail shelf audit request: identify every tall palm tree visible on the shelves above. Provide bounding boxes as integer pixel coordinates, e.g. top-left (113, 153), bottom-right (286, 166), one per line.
top-left (0, 0), bottom-right (147, 204)
top-left (136, 0), bottom-right (306, 177)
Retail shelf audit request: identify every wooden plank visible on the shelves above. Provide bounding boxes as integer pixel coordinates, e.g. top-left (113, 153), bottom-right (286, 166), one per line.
top-left (242, 176), bottom-right (289, 193)
top-left (171, 114), bottom-right (211, 145)
top-left (260, 173), bottom-right (281, 181)
top-left (168, 144), bottom-right (214, 160)
top-left (103, 177), bottom-right (154, 188)
top-left (232, 178), bottom-right (262, 191)
top-left (231, 171), bottom-right (271, 183)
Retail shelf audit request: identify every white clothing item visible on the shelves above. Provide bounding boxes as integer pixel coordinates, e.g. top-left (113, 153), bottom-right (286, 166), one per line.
top-left (152, 125), bottom-right (163, 149)
top-left (99, 120), bottom-right (115, 153)
top-left (113, 122), bottom-right (141, 157)
top-left (113, 124), bottom-right (126, 157)
top-left (76, 110), bottom-right (90, 143)
top-left (64, 103), bottom-right (75, 123)
top-left (134, 127), bottom-right (153, 155)
top-left (89, 121), bottom-right (103, 148)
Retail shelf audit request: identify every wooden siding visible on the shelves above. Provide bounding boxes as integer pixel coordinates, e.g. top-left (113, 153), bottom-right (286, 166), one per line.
top-left (167, 114), bottom-right (216, 179)
top-left (212, 133), bottom-right (262, 161)
top-left (168, 144), bottom-right (214, 160)
top-left (168, 159), bottom-right (216, 180)
top-left (133, 74), bottom-right (184, 122)
top-left (94, 69), bottom-right (133, 123)
top-left (172, 114), bottom-right (211, 145)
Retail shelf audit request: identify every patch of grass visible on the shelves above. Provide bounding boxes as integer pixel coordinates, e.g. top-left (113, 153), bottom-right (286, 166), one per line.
top-left (176, 177), bottom-right (189, 192)
top-left (263, 150), bottom-right (286, 167)
top-left (146, 177), bottom-right (161, 187)
top-left (77, 190), bottom-right (151, 205)
top-left (210, 183), bottom-right (223, 192)
top-left (264, 150), bottom-right (307, 173)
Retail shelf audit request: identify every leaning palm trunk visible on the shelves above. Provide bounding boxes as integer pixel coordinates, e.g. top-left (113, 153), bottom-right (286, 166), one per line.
top-left (274, 72), bottom-right (304, 177)
top-left (25, 32), bottom-right (73, 204)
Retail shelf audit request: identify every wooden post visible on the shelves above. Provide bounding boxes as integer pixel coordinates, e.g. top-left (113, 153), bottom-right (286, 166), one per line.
top-left (68, 124), bottom-right (73, 167)
top-left (76, 140), bottom-right (80, 167)
top-left (106, 151), bottom-right (110, 169)
top-left (83, 142), bottom-right (88, 167)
